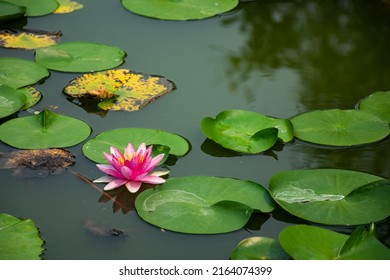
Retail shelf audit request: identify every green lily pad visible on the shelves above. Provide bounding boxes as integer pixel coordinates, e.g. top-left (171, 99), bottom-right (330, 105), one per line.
top-left (279, 224), bottom-right (390, 260)
top-left (135, 176), bottom-right (275, 234)
top-left (358, 91), bottom-right (390, 123)
top-left (0, 85), bottom-right (27, 118)
top-left (230, 236), bottom-right (290, 260)
top-left (2, 0), bottom-right (58, 17)
top-left (0, 108), bottom-right (91, 149)
top-left (269, 169), bottom-right (389, 225)
top-left (0, 1), bottom-right (26, 21)
top-left (201, 110), bottom-right (294, 154)
top-left (63, 69), bottom-right (175, 111)
top-left (35, 42), bottom-right (126, 72)
top-left (121, 0), bottom-right (239, 21)
top-left (82, 128), bottom-right (190, 163)
top-left (290, 109), bottom-right (390, 146)
top-left (0, 213), bottom-right (44, 259)
top-left (0, 57), bottom-right (50, 88)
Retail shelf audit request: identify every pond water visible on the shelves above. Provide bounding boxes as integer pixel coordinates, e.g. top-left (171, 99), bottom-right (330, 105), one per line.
top-left (1, 0), bottom-right (390, 259)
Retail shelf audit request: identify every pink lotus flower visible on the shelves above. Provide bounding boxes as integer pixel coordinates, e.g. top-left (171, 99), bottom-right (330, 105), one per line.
top-left (93, 143), bottom-right (169, 193)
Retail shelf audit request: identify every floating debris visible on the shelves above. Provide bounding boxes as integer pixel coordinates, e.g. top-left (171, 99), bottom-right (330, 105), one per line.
top-left (0, 148), bottom-right (75, 177)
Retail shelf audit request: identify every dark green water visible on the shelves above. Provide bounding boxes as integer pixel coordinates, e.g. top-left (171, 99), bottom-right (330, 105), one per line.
top-left (1, 0), bottom-right (389, 259)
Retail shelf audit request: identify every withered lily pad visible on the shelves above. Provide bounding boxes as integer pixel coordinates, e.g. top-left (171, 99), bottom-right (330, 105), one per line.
top-left (0, 148), bottom-right (76, 177)
top-left (18, 86), bottom-right (42, 109)
top-left (0, 29), bottom-right (61, 50)
top-left (54, 0), bottom-right (83, 14)
top-left (63, 69), bottom-right (176, 111)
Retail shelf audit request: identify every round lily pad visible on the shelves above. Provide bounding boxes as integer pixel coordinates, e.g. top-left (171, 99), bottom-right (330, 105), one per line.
top-left (358, 91), bottom-right (390, 123)
top-left (0, 213), bottom-right (44, 259)
top-left (0, 57), bottom-right (50, 88)
top-left (269, 169), bottom-right (389, 225)
top-left (290, 109), bottom-right (390, 146)
top-left (135, 176), bottom-right (275, 234)
top-left (121, 0), bottom-right (239, 21)
top-left (201, 109), bottom-right (294, 154)
top-left (82, 127), bottom-right (190, 163)
top-left (0, 85), bottom-right (27, 118)
top-left (35, 42), bottom-right (126, 72)
top-left (0, 108), bottom-right (91, 149)
top-left (2, 0), bottom-right (58, 17)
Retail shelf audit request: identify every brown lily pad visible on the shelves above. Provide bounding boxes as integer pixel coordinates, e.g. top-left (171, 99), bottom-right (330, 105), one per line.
top-left (0, 148), bottom-right (75, 177)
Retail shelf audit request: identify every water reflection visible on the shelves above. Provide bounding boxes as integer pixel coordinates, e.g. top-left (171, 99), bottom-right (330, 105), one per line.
top-left (221, 0), bottom-right (390, 110)
top-left (287, 139), bottom-right (390, 178)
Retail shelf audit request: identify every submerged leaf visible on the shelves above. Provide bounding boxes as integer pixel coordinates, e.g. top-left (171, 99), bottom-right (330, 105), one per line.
top-left (0, 148), bottom-right (75, 177)
top-left (0, 213), bottom-right (44, 259)
top-left (0, 29), bottom-right (61, 50)
top-left (63, 69), bottom-right (176, 111)
top-left (54, 0), bottom-right (83, 14)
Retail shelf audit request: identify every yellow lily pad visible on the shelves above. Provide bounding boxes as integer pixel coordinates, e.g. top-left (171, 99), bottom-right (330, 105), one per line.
top-left (63, 69), bottom-right (176, 112)
top-left (54, 0), bottom-right (83, 14)
top-left (0, 29), bottom-right (61, 50)
top-left (18, 86), bottom-right (42, 110)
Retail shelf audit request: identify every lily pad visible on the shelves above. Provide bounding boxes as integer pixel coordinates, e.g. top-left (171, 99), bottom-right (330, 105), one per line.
top-left (0, 29), bottom-right (61, 50)
top-left (54, 0), bottom-right (83, 14)
top-left (0, 148), bottom-right (75, 177)
top-left (0, 85), bottom-right (27, 118)
top-left (201, 110), bottom-right (294, 154)
top-left (0, 213), bottom-right (44, 259)
top-left (279, 224), bottom-right (390, 260)
top-left (269, 169), bottom-right (389, 225)
top-left (82, 128), bottom-right (190, 163)
top-left (135, 176), bottom-right (275, 234)
top-left (2, 0), bottom-right (58, 17)
top-left (358, 91), bottom-right (390, 123)
top-left (0, 1), bottom-right (26, 21)
top-left (121, 0), bottom-right (239, 21)
top-left (290, 109), bottom-right (390, 146)
top-left (0, 57), bottom-right (50, 88)
top-left (63, 69), bottom-right (176, 111)
top-left (35, 42), bottom-right (126, 72)
top-left (18, 86), bottom-right (42, 109)
top-left (230, 236), bottom-right (290, 260)
top-left (0, 108), bottom-right (91, 149)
